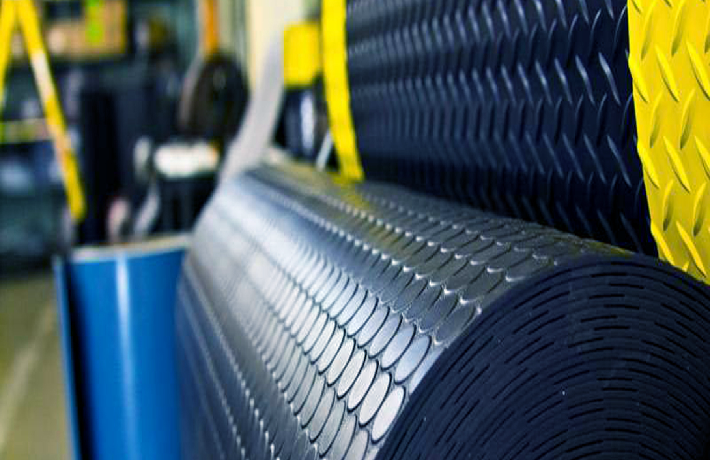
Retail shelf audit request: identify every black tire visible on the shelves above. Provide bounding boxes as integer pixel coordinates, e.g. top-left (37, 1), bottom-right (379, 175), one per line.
top-left (179, 53), bottom-right (249, 146)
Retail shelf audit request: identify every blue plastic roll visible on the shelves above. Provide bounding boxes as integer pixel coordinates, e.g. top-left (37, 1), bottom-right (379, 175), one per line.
top-left (55, 237), bottom-right (187, 460)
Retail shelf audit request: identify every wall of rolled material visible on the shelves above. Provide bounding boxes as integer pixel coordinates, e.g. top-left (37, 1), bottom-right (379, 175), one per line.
top-left (333, 0), bottom-right (655, 257)
top-left (55, 238), bottom-right (186, 460)
top-left (319, 0), bottom-right (710, 284)
top-left (177, 162), bottom-right (710, 460)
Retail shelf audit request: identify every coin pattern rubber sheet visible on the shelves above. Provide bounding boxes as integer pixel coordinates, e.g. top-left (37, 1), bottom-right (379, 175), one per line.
top-left (177, 163), bottom-right (710, 460)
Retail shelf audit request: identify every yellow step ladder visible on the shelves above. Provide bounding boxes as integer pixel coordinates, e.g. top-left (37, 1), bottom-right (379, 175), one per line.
top-left (0, 0), bottom-right (85, 221)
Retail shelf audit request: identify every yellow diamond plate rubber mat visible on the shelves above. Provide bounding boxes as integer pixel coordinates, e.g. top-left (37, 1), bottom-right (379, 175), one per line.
top-left (629, 0), bottom-right (710, 283)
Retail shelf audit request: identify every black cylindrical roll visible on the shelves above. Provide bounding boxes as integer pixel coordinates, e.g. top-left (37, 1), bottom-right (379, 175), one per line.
top-left (344, 0), bottom-right (654, 255)
top-left (176, 163), bottom-right (710, 460)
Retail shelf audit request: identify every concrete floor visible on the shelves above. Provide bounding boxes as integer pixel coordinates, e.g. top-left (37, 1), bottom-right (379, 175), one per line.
top-left (0, 272), bottom-right (70, 460)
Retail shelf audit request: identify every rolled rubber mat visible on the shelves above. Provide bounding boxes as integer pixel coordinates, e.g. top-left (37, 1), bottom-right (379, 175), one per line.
top-left (176, 162), bottom-right (710, 460)
top-left (342, 0), bottom-right (656, 256)
top-left (629, 0), bottom-right (710, 283)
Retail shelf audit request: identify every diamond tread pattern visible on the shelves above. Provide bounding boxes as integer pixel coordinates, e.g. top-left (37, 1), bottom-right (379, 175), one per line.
top-left (345, 0), bottom-right (656, 255)
top-left (629, 0), bottom-right (710, 283)
top-left (177, 163), bottom-right (710, 460)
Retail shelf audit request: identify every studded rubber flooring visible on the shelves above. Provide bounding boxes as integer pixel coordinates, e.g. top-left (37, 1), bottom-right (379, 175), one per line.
top-left (177, 163), bottom-right (710, 460)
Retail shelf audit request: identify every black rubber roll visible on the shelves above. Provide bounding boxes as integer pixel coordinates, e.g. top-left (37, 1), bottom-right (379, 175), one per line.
top-left (345, 0), bottom-right (655, 255)
top-left (176, 163), bottom-right (710, 460)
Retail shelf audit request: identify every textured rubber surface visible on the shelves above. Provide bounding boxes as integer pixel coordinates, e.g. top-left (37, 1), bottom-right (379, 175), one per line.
top-left (345, 0), bottom-right (655, 255)
top-left (177, 163), bottom-right (710, 460)
top-left (629, 0), bottom-right (710, 283)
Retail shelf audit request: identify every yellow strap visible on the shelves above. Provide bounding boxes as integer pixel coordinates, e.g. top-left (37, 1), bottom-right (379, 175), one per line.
top-left (321, 0), bottom-right (364, 181)
top-left (283, 21), bottom-right (321, 88)
top-left (0, 0), bottom-right (86, 220)
top-left (629, 0), bottom-right (710, 283)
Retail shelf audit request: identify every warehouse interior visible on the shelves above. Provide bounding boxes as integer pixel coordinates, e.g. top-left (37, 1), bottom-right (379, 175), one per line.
top-left (3, 1), bottom-right (710, 460)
